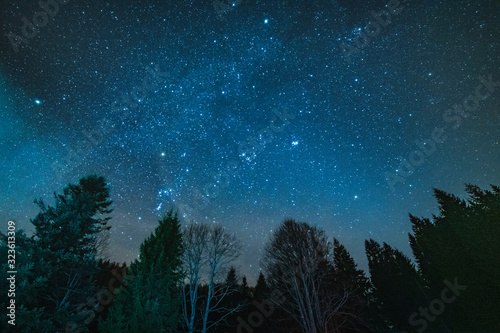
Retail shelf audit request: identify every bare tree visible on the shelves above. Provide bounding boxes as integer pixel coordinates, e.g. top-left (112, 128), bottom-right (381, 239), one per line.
top-left (261, 219), bottom-right (349, 333)
top-left (182, 222), bottom-right (242, 333)
top-left (182, 223), bottom-right (208, 333)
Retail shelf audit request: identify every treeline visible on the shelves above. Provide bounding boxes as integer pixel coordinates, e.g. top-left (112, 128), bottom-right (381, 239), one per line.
top-left (1, 175), bottom-right (499, 332)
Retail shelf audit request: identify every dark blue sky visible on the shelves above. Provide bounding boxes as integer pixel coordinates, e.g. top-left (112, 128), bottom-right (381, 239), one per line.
top-left (1, 0), bottom-right (499, 284)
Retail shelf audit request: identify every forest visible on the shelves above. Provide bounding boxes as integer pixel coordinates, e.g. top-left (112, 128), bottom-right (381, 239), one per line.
top-left (1, 174), bottom-right (499, 333)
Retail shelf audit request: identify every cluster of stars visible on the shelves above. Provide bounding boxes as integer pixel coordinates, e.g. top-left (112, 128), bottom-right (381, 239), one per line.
top-left (0, 0), bottom-right (498, 283)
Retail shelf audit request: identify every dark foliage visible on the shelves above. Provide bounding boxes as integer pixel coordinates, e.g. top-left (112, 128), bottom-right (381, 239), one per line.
top-left (6, 179), bottom-right (498, 333)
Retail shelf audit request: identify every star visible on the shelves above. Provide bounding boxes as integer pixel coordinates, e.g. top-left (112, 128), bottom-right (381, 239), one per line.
top-left (1, 0), bottom-right (498, 289)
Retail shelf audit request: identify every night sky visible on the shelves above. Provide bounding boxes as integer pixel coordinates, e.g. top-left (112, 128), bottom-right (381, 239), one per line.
top-left (1, 0), bottom-right (499, 284)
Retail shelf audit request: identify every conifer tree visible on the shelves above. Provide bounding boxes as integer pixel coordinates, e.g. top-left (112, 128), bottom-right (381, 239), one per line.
top-left (254, 272), bottom-right (269, 301)
top-left (225, 266), bottom-right (238, 289)
top-left (333, 238), bottom-right (370, 296)
top-left (331, 238), bottom-right (372, 332)
top-left (409, 184), bottom-right (500, 331)
top-left (365, 239), bottom-right (428, 332)
top-left (1, 175), bottom-right (114, 332)
top-left (240, 275), bottom-right (250, 300)
top-left (31, 174), bottom-right (112, 259)
top-left (100, 209), bottom-right (184, 333)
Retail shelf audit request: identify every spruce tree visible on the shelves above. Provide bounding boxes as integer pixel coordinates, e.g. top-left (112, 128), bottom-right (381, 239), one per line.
top-left (1, 175), bottom-right (113, 332)
top-left (331, 238), bottom-right (372, 332)
top-left (254, 272), bottom-right (269, 301)
top-left (240, 275), bottom-right (250, 301)
top-left (409, 184), bottom-right (500, 331)
top-left (365, 239), bottom-right (427, 332)
top-left (100, 209), bottom-right (184, 333)
top-left (31, 174), bottom-right (112, 259)
top-left (225, 266), bottom-right (238, 289)
top-left (333, 238), bottom-right (370, 296)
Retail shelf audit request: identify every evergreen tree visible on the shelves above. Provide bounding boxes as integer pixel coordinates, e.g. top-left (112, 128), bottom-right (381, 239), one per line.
top-left (331, 238), bottom-right (372, 332)
top-left (365, 239), bottom-right (428, 332)
top-left (214, 266), bottom-right (247, 332)
top-left (83, 260), bottom-right (128, 332)
top-left (222, 265), bottom-right (241, 313)
top-left (100, 209), bottom-right (184, 333)
top-left (1, 230), bottom-right (56, 332)
top-left (240, 275), bottom-right (250, 301)
top-left (0, 175), bottom-right (114, 332)
top-left (31, 174), bottom-right (112, 259)
top-left (409, 184), bottom-right (500, 331)
top-left (225, 266), bottom-right (238, 290)
top-left (254, 272), bottom-right (269, 301)
top-left (333, 238), bottom-right (371, 297)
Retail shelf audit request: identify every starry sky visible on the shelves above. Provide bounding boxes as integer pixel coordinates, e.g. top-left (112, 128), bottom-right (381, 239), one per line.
top-left (1, 0), bottom-right (499, 284)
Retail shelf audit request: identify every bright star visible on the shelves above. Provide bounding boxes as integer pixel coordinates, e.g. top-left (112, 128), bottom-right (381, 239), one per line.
top-left (292, 141), bottom-right (299, 146)
top-left (35, 99), bottom-right (41, 105)
top-left (264, 19), bottom-right (268, 24)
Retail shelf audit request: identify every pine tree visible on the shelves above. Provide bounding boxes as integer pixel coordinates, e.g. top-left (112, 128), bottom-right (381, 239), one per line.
top-left (408, 184), bottom-right (500, 331)
top-left (100, 209), bottom-right (184, 332)
top-left (365, 239), bottom-right (428, 332)
top-left (1, 175), bottom-right (114, 332)
top-left (225, 266), bottom-right (238, 289)
top-left (333, 238), bottom-right (370, 296)
top-left (240, 275), bottom-right (250, 300)
top-left (0, 230), bottom-right (56, 332)
top-left (331, 238), bottom-right (372, 332)
top-left (31, 174), bottom-right (112, 259)
top-left (254, 272), bottom-right (269, 301)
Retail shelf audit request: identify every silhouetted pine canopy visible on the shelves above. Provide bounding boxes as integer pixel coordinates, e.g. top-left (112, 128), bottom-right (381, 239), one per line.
top-left (1, 178), bottom-right (498, 332)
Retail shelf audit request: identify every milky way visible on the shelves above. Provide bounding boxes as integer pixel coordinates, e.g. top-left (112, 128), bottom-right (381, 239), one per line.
top-left (1, 0), bottom-right (499, 283)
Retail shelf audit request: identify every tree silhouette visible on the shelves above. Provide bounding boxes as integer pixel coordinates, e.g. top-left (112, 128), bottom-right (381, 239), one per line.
top-left (330, 238), bottom-right (372, 332)
top-left (254, 272), bottom-right (269, 301)
top-left (182, 222), bottom-right (242, 333)
top-left (100, 210), bottom-right (184, 332)
top-left (262, 219), bottom-right (366, 333)
top-left (31, 174), bottom-right (112, 259)
top-left (409, 184), bottom-right (500, 331)
top-left (0, 175), bottom-right (113, 332)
